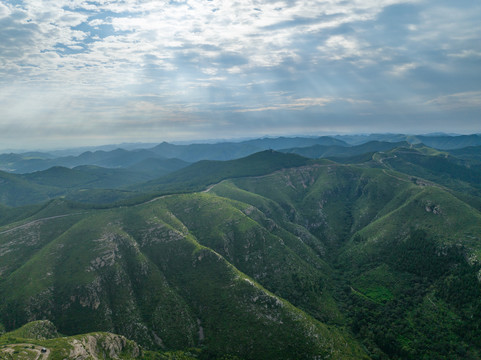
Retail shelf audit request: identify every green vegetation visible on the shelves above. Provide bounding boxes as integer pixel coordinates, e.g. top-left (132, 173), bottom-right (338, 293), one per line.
top-left (279, 140), bottom-right (409, 159)
top-left (1, 139), bottom-right (481, 359)
top-left (0, 192), bottom-right (366, 358)
top-left (5, 320), bottom-right (59, 340)
top-left (0, 322), bottom-right (142, 360)
top-left (137, 150), bottom-right (313, 193)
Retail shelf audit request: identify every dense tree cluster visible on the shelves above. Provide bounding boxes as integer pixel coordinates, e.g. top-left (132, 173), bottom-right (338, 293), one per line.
top-left (336, 230), bottom-right (481, 359)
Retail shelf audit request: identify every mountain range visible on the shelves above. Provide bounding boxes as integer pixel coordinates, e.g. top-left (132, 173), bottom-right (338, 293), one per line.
top-left (3, 133), bottom-right (481, 175)
top-left (1, 134), bottom-right (481, 359)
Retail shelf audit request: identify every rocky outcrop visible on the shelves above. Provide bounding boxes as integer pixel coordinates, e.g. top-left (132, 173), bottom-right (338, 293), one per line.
top-left (69, 333), bottom-right (141, 359)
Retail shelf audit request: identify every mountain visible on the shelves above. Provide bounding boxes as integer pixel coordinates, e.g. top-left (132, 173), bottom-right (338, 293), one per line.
top-left (0, 196), bottom-right (366, 359)
top-left (2, 140), bottom-right (481, 359)
top-left (47, 142), bottom-right (160, 157)
top-left (149, 136), bottom-right (348, 162)
top-left (279, 141), bottom-right (410, 159)
top-left (0, 170), bottom-right (62, 207)
top-left (0, 136), bottom-right (343, 174)
top-left (209, 162), bottom-right (481, 359)
top-left (0, 148), bottom-right (189, 174)
top-left (0, 158), bottom-right (191, 207)
top-left (23, 165), bottom-right (153, 189)
top-left (371, 146), bottom-right (481, 200)
top-left (126, 157), bottom-right (190, 177)
top-left (0, 151), bottom-right (312, 207)
top-left (3, 134), bottom-right (480, 174)
top-left (0, 167), bottom-right (138, 207)
top-left (416, 134), bottom-right (481, 149)
top-left (448, 145), bottom-right (481, 162)
top-left (137, 150), bottom-right (313, 194)
top-left (334, 133), bottom-right (481, 149)
top-left (333, 133), bottom-right (414, 145)
top-left (0, 320), bottom-right (143, 360)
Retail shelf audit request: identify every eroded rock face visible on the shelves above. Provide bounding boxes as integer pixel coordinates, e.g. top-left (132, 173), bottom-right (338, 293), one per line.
top-left (69, 333), bottom-right (141, 360)
top-left (22, 320), bottom-right (59, 340)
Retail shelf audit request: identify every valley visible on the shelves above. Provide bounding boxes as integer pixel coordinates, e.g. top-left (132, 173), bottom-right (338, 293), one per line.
top-left (1, 135), bottom-right (481, 359)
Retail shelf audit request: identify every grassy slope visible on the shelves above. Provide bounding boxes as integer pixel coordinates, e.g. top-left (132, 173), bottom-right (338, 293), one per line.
top-left (0, 170), bottom-right (62, 207)
top-left (0, 321), bottom-right (142, 360)
top-left (0, 151), bottom-right (311, 207)
top-left (280, 141), bottom-right (409, 159)
top-left (22, 166), bottom-right (152, 189)
top-left (209, 163), bottom-right (481, 359)
top-left (0, 167), bottom-right (142, 207)
top-left (375, 147), bottom-right (481, 197)
top-left (2, 149), bottom-right (481, 358)
top-left (137, 150), bottom-right (312, 193)
top-left (0, 196), bottom-right (367, 359)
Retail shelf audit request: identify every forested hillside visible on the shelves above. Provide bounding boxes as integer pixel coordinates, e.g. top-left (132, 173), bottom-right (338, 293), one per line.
top-left (1, 138), bottom-right (481, 359)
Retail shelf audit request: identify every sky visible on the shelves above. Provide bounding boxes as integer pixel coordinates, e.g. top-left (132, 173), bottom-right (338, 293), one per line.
top-left (0, 0), bottom-right (480, 149)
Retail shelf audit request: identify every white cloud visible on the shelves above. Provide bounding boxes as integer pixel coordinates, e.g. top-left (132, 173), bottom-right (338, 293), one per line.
top-left (1, 0), bottom-right (427, 81)
top-left (425, 91), bottom-right (481, 110)
top-left (449, 50), bottom-right (481, 59)
top-left (0, 3), bottom-right (10, 18)
top-left (0, 0), bottom-right (479, 147)
top-left (389, 62), bottom-right (419, 76)
top-left (235, 97), bottom-right (334, 112)
top-left (235, 96), bottom-right (371, 112)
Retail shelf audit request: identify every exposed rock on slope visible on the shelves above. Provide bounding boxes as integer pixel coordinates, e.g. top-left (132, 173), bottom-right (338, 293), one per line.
top-left (68, 333), bottom-right (141, 360)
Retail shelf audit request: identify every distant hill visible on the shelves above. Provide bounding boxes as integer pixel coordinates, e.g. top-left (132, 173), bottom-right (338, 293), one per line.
top-left (334, 133), bottom-right (481, 149)
top-left (0, 162), bottom-right (186, 207)
top-left (0, 170), bottom-right (62, 207)
top-left (0, 151), bottom-right (311, 207)
top-left (22, 165), bottom-right (150, 189)
top-left (416, 134), bottom-right (481, 149)
top-left (126, 157), bottom-right (190, 177)
top-left (280, 140), bottom-right (410, 159)
top-left (0, 136), bottom-right (344, 173)
top-left (371, 147), bottom-right (481, 199)
top-left (3, 134), bottom-right (481, 174)
top-left (0, 148), bottom-right (170, 173)
top-left (137, 149), bottom-right (313, 193)
top-left (333, 133), bottom-right (414, 145)
top-left (448, 145), bottom-right (481, 162)
top-left (149, 136), bottom-right (348, 162)
top-left (46, 142), bottom-right (160, 157)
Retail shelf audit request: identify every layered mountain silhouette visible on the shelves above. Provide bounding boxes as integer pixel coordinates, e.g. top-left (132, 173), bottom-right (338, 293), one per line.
top-left (1, 135), bottom-right (481, 359)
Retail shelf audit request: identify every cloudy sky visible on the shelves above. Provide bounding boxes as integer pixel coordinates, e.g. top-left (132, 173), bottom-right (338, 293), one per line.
top-left (1, 0), bottom-right (480, 149)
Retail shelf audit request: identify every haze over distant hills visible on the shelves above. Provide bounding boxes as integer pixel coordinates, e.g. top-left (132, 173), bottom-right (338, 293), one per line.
top-left (1, 133), bottom-right (481, 207)
top-left (2, 133), bottom-right (481, 173)
top-left (1, 133), bottom-right (481, 359)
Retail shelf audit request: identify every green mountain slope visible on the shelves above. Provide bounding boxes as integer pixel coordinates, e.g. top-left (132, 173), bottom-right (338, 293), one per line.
top-left (2, 147), bottom-right (481, 359)
top-left (209, 163), bottom-right (481, 359)
top-left (0, 320), bottom-right (143, 360)
top-left (137, 150), bottom-right (312, 193)
top-left (0, 196), bottom-right (367, 359)
top-left (0, 151), bottom-right (311, 207)
top-left (280, 141), bottom-right (409, 159)
top-left (0, 170), bottom-right (62, 207)
top-left (416, 134), bottom-right (481, 149)
top-left (372, 147), bottom-right (481, 199)
top-left (0, 168), bottom-right (143, 207)
top-left (0, 148), bottom-right (190, 176)
top-left (23, 165), bottom-right (153, 189)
